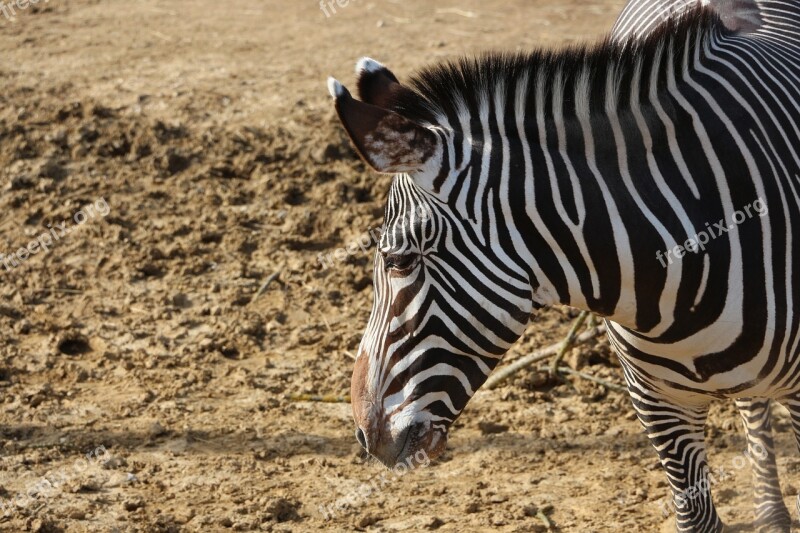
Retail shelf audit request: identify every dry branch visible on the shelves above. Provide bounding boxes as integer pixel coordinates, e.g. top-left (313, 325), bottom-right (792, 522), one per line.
top-left (483, 323), bottom-right (607, 390)
top-left (548, 310), bottom-right (589, 378)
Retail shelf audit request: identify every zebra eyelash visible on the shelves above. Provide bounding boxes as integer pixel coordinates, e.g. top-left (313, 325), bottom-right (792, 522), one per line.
top-left (382, 252), bottom-right (419, 273)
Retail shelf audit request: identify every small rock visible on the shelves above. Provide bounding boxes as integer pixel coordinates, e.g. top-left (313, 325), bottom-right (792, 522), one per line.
top-left (148, 421), bottom-right (168, 438)
top-left (165, 151), bottom-right (190, 175)
top-left (488, 494), bottom-right (508, 504)
top-left (522, 504), bottom-right (539, 517)
top-left (8, 175), bottom-right (34, 190)
top-left (123, 497), bottom-right (144, 512)
top-left (312, 142), bottom-right (341, 163)
top-left (357, 514), bottom-right (381, 528)
top-left (478, 421), bottom-right (509, 435)
top-left (265, 498), bottom-right (300, 522)
top-left (67, 509), bottom-right (85, 520)
top-left (424, 517), bottom-right (444, 530)
top-left (27, 518), bottom-right (63, 533)
top-left (171, 293), bottom-right (192, 308)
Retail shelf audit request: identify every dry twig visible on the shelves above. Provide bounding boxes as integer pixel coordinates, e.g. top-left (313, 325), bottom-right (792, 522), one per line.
top-left (253, 269), bottom-right (282, 302)
top-left (549, 310), bottom-right (589, 378)
top-left (483, 322), bottom-right (607, 390)
top-left (287, 394), bottom-right (351, 404)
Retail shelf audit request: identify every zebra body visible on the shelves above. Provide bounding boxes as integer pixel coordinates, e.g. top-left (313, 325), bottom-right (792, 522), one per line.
top-left (328, 1), bottom-right (800, 531)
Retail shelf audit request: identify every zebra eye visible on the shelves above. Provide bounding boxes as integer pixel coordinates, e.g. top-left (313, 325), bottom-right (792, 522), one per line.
top-left (383, 253), bottom-right (417, 272)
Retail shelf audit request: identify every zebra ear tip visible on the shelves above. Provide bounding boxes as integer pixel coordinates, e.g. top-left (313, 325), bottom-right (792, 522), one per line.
top-left (327, 77), bottom-right (348, 99)
top-left (355, 57), bottom-right (385, 75)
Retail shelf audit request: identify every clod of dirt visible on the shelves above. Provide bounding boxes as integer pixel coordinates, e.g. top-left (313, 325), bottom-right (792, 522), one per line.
top-left (148, 422), bottom-right (169, 438)
top-left (123, 497), bottom-right (145, 512)
top-left (425, 517), bottom-right (445, 530)
top-left (163, 150), bottom-right (191, 175)
top-left (26, 519), bottom-right (64, 533)
top-left (219, 345), bottom-right (240, 360)
top-left (522, 504), bottom-right (539, 517)
top-left (0, 305), bottom-right (23, 320)
top-left (35, 158), bottom-right (68, 180)
top-left (66, 509), bottom-right (85, 520)
top-left (283, 187), bottom-right (306, 206)
top-left (57, 335), bottom-right (92, 356)
top-left (311, 142), bottom-right (342, 164)
top-left (265, 498), bottom-right (300, 523)
top-left (7, 175), bottom-right (34, 190)
top-left (357, 514), bottom-right (382, 528)
top-left (170, 293), bottom-right (192, 309)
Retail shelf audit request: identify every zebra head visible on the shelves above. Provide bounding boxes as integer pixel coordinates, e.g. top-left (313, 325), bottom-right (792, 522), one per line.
top-left (328, 58), bottom-right (534, 467)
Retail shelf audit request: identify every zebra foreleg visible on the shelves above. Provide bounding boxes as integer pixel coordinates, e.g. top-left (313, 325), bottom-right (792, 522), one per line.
top-left (734, 398), bottom-right (791, 533)
top-left (778, 397), bottom-right (800, 524)
top-left (628, 387), bottom-right (722, 532)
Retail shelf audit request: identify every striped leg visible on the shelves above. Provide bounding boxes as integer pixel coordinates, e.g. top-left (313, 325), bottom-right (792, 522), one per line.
top-left (779, 397), bottom-right (800, 522)
top-left (628, 385), bottom-right (721, 532)
top-left (735, 398), bottom-right (791, 533)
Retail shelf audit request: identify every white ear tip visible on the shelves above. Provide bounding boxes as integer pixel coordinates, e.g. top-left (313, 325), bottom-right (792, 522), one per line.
top-left (327, 77), bottom-right (345, 98)
top-left (355, 57), bottom-right (385, 75)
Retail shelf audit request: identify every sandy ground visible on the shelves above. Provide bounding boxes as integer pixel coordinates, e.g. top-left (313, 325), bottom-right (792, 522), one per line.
top-left (0, 0), bottom-right (799, 531)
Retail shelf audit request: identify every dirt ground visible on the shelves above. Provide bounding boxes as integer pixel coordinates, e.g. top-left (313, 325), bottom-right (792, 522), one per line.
top-left (0, 0), bottom-right (799, 532)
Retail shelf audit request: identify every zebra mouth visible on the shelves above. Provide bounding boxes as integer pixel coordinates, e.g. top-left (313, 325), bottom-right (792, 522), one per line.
top-left (390, 424), bottom-right (448, 468)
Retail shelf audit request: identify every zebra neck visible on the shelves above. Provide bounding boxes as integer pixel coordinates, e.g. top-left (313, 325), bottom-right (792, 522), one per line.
top-left (401, 9), bottom-right (727, 334)
top-left (508, 26), bottom-right (725, 334)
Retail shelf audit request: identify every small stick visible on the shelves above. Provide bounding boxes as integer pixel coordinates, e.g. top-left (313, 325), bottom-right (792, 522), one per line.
top-left (549, 311), bottom-right (590, 378)
top-left (483, 324), bottom-right (606, 390)
top-left (435, 8), bottom-right (478, 18)
top-left (42, 288), bottom-right (83, 294)
top-left (536, 510), bottom-right (553, 530)
top-left (253, 269), bottom-right (282, 302)
top-left (287, 394), bottom-right (351, 403)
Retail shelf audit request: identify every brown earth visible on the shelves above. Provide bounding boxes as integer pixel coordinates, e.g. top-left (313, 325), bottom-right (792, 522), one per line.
top-left (0, 0), bottom-right (798, 532)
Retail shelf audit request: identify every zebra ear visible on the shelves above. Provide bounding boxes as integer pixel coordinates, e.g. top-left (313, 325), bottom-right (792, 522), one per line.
top-left (715, 0), bottom-right (763, 34)
top-left (355, 57), bottom-right (415, 110)
top-left (328, 77), bottom-right (439, 174)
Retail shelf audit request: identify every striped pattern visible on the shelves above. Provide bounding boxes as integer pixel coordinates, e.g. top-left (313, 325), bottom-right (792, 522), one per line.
top-left (331, 1), bottom-right (800, 532)
top-left (613, 0), bottom-right (710, 39)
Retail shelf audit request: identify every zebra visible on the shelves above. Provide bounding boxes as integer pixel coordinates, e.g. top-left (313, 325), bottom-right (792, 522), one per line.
top-left (327, 1), bottom-right (800, 531)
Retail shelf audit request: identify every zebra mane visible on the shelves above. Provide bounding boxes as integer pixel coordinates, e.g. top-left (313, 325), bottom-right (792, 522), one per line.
top-left (391, 6), bottom-right (725, 130)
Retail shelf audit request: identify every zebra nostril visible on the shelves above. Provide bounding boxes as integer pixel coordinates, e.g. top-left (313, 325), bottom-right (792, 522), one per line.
top-left (355, 428), bottom-right (367, 450)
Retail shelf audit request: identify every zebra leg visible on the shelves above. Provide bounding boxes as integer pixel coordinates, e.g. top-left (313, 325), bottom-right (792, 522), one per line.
top-left (734, 398), bottom-right (791, 532)
top-left (778, 397), bottom-right (800, 521)
top-left (629, 389), bottom-right (721, 532)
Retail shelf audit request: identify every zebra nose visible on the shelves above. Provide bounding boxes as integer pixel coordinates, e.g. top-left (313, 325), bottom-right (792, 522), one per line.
top-left (355, 427), bottom-right (368, 451)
